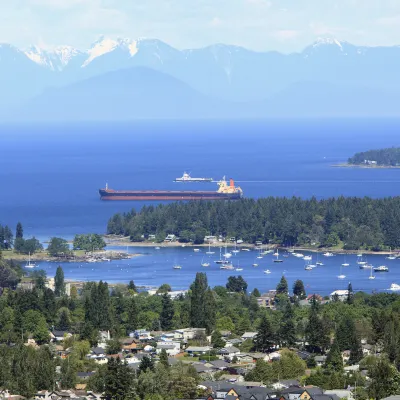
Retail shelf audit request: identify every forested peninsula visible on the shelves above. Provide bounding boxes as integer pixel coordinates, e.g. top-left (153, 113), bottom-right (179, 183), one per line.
top-left (107, 197), bottom-right (400, 251)
top-left (348, 147), bottom-right (400, 166)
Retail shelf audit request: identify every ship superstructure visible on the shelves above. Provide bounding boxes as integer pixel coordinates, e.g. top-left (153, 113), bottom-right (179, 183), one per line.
top-left (174, 172), bottom-right (213, 182)
top-left (99, 177), bottom-right (243, 201)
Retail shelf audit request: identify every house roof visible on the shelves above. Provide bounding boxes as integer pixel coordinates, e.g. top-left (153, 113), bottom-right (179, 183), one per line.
top-left (186, 346), bottom-right (211, 352)
top-left (193, 363), bottom-right (213, 373)
top-left (305, 388), bottom-right (324, 396)
top-left (220, 346), bottom-right (240, 354)
top-left (53, 330), bottom-right (72, 337)
top-left (77, 372), bottom-right (95, 378)
top-left (242, 332), bottom-right (257, 338)
top-left (91, 347), bottom-right (105, 355)
top-left (210, 360), bottom-right (229, 368)
top-left (279, 380), bottom-right (300, 387)
top-left (314, 356), bottom-right (327, 362)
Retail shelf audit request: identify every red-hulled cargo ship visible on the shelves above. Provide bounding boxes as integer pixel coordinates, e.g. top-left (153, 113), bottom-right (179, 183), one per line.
top-left (99, 177), bottom-right (243, 201)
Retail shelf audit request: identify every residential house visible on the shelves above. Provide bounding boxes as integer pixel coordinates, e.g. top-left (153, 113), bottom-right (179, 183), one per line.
top-left (98, 331), bottom-right (110, 347)
top-left (219, 346), bottom-right (240, 361)
top-left (219, 375), bottom-right (245, 383)
top-left (241, 332), bottom-right (258, 341)
top-left (314, 356), bottom-right (327, 367)
top-left (324, 390), bottom-right (353, 400)
top-left (186, 346), bottom-right (211, 355)
top-left (235, 353), bottom-right (255, 363)
top-left (210, 360), bottom-right (230, 370)
top-left (124, 354), bottom-right (141, 364)
top-left (192, 363), bottom-right (215, 374)
top-left (156, 341), bottom-right (181, 356)
top-left (225, 338), bottom-right (243, 347)
top-left (165, 234), bottom-right (176, 242)
top-left (174, 328), bottom-right (207, 341)
top-left (272, 380), bottom-right (300, 390)
top-left (76, 372), bottom-right (95, 381)
top-left (133, 329), bottom-right (153, 342)
top-left (51, 330), bottom-right (73, 342)
top-left (329, 290), bottom-right (349, 301)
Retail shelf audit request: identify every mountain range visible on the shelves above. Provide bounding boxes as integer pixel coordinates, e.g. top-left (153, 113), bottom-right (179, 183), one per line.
top-left (2, 37), bottom-right (400, 120)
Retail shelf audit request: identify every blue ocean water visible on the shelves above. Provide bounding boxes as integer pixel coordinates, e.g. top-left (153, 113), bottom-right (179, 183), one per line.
top-left (1, 118), bottom-right (400, 294)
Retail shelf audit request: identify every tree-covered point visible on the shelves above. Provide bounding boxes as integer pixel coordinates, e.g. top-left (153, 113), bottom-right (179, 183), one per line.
top-left (348, 147), bottom-right (400, 166)
top-left (107, 196), bottom-right (400, 250)
top-left (73, 234), bottom-right (106, 252)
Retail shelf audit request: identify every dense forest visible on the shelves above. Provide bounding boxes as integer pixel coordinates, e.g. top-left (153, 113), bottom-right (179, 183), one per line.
top-left (1, 266), bottom-right (400, 399)
top-left (107, 197), bottom-right (400, 250)
top-left (348, 147), bottom-right (400, 166)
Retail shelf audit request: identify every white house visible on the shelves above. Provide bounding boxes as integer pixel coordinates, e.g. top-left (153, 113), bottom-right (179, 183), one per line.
top-left (330, 290), bottom-right (349, 301)
top-left (174, 328), bottom-right (206, 341)
top-left (218, 346), bottom-right (240, 361)
top-left (156, 341), bottom-right (181, 356)
top-left (185, 346), bottom-right (211, 355)
top-left (241, 332), bottom-right (257, 341)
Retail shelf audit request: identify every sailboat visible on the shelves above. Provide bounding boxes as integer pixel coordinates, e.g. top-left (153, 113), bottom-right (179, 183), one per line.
top-left (357, 255), bottom-right (367, 265)
top-left (215, 248), bottom-right (224, 264)
top-left (342, 255), bottom-right (350, 267)
top-left (232, 242), bottom-right (240, 254)
top-left (24, 252), bottom-right (35, 269)
top-left (223, 244), bottom-right (232, 259)
top-left (273, 249), bottom-right (283, 263)
top-left (257, 248), bottom-right (263, 259)
top-left (235, 260), bottom-right (243, 271)
top-left (337, 264), bottom-right (346, 279)
top-left (206, 243), bottom-right (215, 255)
top-left (316, 251), bottom-right (324, 266)
top-left (368, 267), bottom-right (376, 280)
top-left (387, 248), bottom-right (396, 260)
top-left (201, 257), bottom-right (210, 267)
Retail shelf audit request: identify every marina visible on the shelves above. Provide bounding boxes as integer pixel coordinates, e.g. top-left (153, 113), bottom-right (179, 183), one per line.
top-left (28, 245), bottom-right (400, 295)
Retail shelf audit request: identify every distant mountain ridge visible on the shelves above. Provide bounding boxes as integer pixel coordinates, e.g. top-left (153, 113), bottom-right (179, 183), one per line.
top-left (1, 37), bottom-right (400, 119)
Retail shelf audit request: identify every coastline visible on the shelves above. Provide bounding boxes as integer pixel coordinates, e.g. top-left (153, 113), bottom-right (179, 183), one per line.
top-left (104, 236), bottom-right (398, 256)
top-left (332, 163), bottom-right (400, 169)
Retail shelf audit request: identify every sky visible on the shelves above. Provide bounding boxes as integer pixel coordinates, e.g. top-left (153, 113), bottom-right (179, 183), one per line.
top-left (1, 0), bottom-right (400, 52)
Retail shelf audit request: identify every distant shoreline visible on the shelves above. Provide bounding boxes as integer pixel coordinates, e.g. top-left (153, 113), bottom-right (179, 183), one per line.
top-left (332, 163), bottom-right (400, 169)
top-left (104, 236), bottom-right (398, 256)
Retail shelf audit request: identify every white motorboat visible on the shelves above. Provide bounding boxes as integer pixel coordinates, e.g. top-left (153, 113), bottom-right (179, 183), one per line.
top-left (155, 246), bottom-right (160, 250)
top-left (264, 269), bottom-right (271, 274)
top-left (294, 253), bottom-right (304, 258)
top-left (316, 262), bottom-right (324, 266)
top-left (374, 265), bottom-right (389, 272)
top-left (174, 172), bottom-right (213, 182)
top-left (201, 262), bottom-right (210, 267)
top-left (241, 248), bottom-right (251, 252)
top-left (236, 268), bottom-right (243, 271)
top-left (303, 255), bottom-right (312, 261)
top-left (253, 263), bottom-right (259, 267)
top-left (305, 265), bottom-right (313, 271)
top-left (173, 265), bottom-right (182, 270)
top-left (389, 283), bottom-right (400, 291)
top-left (193, 248), bottom-right (200, 252)
top-left (324, 252), bottom-right (334, 257)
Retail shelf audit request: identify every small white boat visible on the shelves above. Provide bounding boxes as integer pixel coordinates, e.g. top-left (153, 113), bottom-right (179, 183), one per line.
top-left (273, 252), bottom-right (279, 257)
top-left (386, 248), bottom-right (396, 260)
top-left (342, 263), bottom-right (350, 267)
top-left (389, 283), bottom-right (400, 291)
top-left (316, 262), bottom-right (324, 266)
top-left (308, 264), bottom-right (317, 268)
top-left (359, 264), bottom-right (373, 269)
top-left (357, 253), bottom-right (363, 257)
top-left (294, 253), bottom-right (304, 258)
top-left (264, 269), bottom-right (271, 274)
top-left (193, 248), bottom-right (200, 252)
top-left (374, 265), bottom-right (389, 272)
top-left (305, 265), bottom-right (313, 271)
top-left (337, 274), bottom-right (346, 279)
top-left (257, 256), bottom-right (263, 259)
top-left (241, 248), bottom-right (250, 252)
top-left (236, 268), bottom-right (243, 271)
top-left (173, 265), bottom-right (182, 270)
top-left (201, 262), bottom-right (210, 267)
top-left (155, 246), bottom-right (160, 250)
top-left (303, 255), bottom-right (312, 261)
top-left (220, 264), bottom-right (234, 270)
top-left (252, 263), bottom-right (259, 267)
top-left (101, 257), bottom-right (111, 262)
top-left (323, 252), bottom-right (334, 257)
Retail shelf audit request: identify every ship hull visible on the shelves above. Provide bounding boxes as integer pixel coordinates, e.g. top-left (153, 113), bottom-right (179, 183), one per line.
top-left (99, 189), bottom-right (241, 201)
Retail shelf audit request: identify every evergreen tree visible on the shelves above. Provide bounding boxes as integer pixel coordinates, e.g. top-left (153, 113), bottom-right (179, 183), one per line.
top-left (139, 355), bottom-right (155, 373)
top-left (349, 329), bottom-right (363, 365)
top-left (368, 356), bottom-right (400, 400)
top-left (278, 302), bottom-right (296, 347)
top-left (211, 330), bottom-right (225, 349)
top-left (293, 279), bottom-right (306, 299)
top-left (347, 282), bottom-right (354, 304)
top-left (105, 358), bottom-right (135, 400)
top-left (336, 316), bottom-right (354, 351)
top-left (54, 266), bottom-right (65, 297)
top-left (324, 340), bottom-right (343, 372)
top-left (190, 272), bottom-right (208, 328)
top-left (125, 297), bottom-right (138, 333)
top-left (203, 288), bottom-right (216, 334)
top-left (251, 288), bottom-right (261, 297)
top-left (60, 357), bottom-right (77, 389)
top-left (127, 280), bottom-right (136, 292)
top-left (305, 301), bottom-right (329, 353)
top-left (226, 276), bottom-right (248, 293)
top-left (254, 314), bottom-right (275, 352)
top-left (276, 275), bottom-right (288, 295)
top-left (16, 222), bottom-right (23, 239)
top-left (160, 293), bottom-right (174, 330)
top-left (159, 349), bottom-right (169, 368)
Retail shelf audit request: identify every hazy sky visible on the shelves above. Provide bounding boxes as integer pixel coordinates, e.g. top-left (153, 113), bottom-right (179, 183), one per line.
top-left (1, 0), bottom-right (400, 52)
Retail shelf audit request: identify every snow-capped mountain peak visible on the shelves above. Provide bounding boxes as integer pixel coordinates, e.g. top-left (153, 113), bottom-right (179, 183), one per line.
top-left (82, 37), bottom-right (138, 68)
top-left (313, 37), bottom-right (344, 49)
top-left (24, 45), bottom-right (82, 71)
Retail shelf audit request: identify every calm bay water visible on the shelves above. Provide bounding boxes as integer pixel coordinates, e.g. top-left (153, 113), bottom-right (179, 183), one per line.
top-left (1, 118), bottom-right (400, 294)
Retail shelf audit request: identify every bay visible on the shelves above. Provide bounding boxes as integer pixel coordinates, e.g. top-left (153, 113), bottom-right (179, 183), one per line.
top-left (1, 118), bottom-right (400, 294)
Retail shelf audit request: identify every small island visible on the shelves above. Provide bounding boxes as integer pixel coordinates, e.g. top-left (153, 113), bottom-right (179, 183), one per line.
top-left (336, 146), bottom-right (400, 168)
